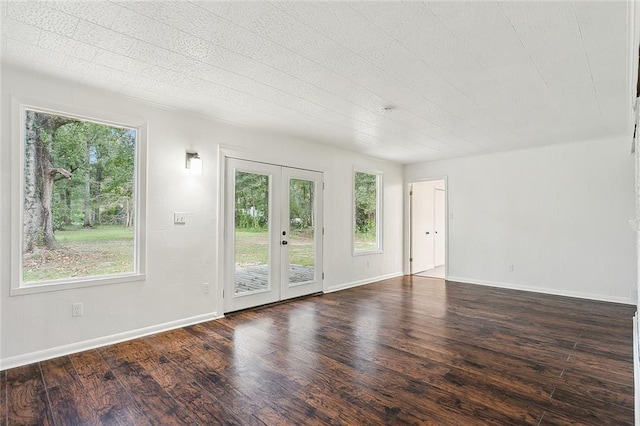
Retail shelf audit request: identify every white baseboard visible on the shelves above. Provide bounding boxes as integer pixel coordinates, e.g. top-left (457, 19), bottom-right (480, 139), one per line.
top-left (447, 275), bottom-right (636, 305)
top-left (325, 271), bottom-right (404, 293)
top-left (0, 312), bottom-right (222, 371)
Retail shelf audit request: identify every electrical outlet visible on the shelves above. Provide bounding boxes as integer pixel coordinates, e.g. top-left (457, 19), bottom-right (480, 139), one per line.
top-left (202, 283), bottom-right (210, 294)
top-left (508, 264), bottom-right (514, 272)
top-left (72, 302), bottom-right (83, 317)
top-left (174, 212), bottom-right (186, 224)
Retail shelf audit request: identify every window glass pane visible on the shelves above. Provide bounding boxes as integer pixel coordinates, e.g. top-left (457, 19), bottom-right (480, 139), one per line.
top-left (234, 171), bottom-right (270, 294)
top-left (22, 109), bottom-right (137, 283)
top-left (289, 178), bottom-right (315, 284)
top-left (354, 171), bottom-right (379, 252)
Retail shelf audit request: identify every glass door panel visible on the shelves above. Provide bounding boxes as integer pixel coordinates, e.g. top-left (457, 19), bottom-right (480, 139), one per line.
top-left (224, 158), bottom-right (281, 313)
top-left (280, 167), bottom-right (323, 301)
top-left (234, 171), bottom-right (270, 294)
top-left (288, 178), bottom-right (315, 284)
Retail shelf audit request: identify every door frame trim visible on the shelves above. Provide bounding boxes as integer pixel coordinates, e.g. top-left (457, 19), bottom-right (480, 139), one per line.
top-left (404, 176), bottom-right (449, 278)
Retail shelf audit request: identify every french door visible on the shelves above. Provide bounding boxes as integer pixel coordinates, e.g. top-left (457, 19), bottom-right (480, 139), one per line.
top-left (224, 158), bottom-right (323, 313)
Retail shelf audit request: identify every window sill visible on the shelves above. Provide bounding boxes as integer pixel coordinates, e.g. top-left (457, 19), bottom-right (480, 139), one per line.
top-left (10, 273), bottom-right (146, 296)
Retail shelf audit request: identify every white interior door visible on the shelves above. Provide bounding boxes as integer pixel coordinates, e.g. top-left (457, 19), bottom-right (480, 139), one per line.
top-left (411, 182), bottom-right (435, 273)
top-left (434, 188), bottom-right (446, 267)
top-left (224, 158), bottom-right (323, 313)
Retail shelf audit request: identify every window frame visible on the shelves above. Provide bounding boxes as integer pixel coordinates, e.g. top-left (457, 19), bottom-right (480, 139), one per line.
top-left (10, 96), bottom-right (147, 296)
top-left (352, 168), bottom-right (383, 255)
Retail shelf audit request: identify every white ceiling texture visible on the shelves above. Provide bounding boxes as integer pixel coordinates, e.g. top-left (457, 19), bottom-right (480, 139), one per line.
top-left (1, 1), bottom-right (634, 164)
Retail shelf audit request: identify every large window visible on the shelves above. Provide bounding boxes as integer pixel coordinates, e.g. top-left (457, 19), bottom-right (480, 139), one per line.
top-left (353, 170), bottom-right (382, 253)
top-left (15, 104), bottom-right (145, 291)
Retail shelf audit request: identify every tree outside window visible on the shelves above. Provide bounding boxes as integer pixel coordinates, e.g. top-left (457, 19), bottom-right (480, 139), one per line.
top-left (22, 108), bottom-right (138, 284)
top-left (354, 171), bottom-right (382, 253)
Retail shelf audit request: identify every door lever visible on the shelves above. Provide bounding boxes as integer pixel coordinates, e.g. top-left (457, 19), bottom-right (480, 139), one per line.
top-left (282, 240), bottom-right (288, 245)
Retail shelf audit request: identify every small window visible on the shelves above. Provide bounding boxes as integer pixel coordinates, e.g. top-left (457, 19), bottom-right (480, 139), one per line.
top-left (353, 170), bottom-right (382, 254)
top-left (17, 105), bottom-right (144, 290)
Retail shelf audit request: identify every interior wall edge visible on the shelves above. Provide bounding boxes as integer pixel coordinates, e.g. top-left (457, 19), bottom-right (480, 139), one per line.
top-left (324, 271), bottom-right (403, 293)
top-left (447, 275), bottom-right (636, 306)
top-left (0, 311), bottom-right (222, 372)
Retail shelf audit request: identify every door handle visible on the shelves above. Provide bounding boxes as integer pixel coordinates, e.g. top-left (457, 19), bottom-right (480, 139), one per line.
top-left (282, 240), bottom-right (288, 245)
top-left (426, 232), bottom-right (430, 234)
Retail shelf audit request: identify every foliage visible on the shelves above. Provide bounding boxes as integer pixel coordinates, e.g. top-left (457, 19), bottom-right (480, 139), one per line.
top-left (234, 173), bottom-right (315, 230)
top-left (289, 179), bottom-right (314, 228)
top-left (49, 118), bottom-right (136, 230)
top-left (354, 172), bottom-right (378, 234)
top-left (235, 171), bottom-right (269, 229)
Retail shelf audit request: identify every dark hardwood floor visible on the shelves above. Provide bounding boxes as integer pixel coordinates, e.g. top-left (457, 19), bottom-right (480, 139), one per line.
top-left (0, 276), bottom-right (635, 425)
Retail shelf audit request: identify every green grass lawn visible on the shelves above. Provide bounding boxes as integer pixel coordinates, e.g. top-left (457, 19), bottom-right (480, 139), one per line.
top-left (355, 231), bottom-right (378, 251)
top-left (23, 225), bottom-right (134, 282)
top-left (24, 225), bottom-right (317, 282)
top-left (235, 228), bottom-right (315, 267)
top-left (55, 225), bottom-right (133, 242)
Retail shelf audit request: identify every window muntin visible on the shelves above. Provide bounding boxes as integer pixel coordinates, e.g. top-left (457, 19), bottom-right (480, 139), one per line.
top-left (20, 107), bottom-right (141, 286)
top-left (354, 170), bottom-right (382, 253)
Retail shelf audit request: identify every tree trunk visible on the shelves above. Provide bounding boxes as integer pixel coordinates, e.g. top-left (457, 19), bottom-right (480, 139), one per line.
top-left (41, 168), bottom-right (72, 248)
top-left (83, 162), bottom-right (91, 227)
top-left (23, 112), bottom-right (75, 251)
top-left (93, 164), bottom-right (102, 225)
top-left (64, 186), bottom-right (72, 226)
top-left (23, 111), bottom-right (41, 252)
top-left (126, 198), bottom-right (134, 228)
top-left (41, 169), bottom-right (58, 248)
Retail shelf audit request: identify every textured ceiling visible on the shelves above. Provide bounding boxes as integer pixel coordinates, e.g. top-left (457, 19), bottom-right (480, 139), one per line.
top-left (1, 1), bottom-right (632, 164)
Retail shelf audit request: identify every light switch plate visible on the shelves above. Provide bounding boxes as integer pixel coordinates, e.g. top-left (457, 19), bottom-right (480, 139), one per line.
top-left (174, 212), bottom-right (186, 224)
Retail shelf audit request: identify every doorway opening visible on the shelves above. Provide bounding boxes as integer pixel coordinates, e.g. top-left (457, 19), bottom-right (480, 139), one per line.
top-left (410, 179), bottom-right (446, 279)
top-left (224, 158), bottom-right (324, 313)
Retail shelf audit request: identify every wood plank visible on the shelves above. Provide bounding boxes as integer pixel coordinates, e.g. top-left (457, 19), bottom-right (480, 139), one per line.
top-left (555, 368), bottom-right (634, 410)
top-left (121, 338), bottom-right (247, 425)
top-left (40, 356), bottom-right (100, 425)
top-left (69, 350), bottom-right (149, 425)
top-left (99, 344), bottom-right (200, 426)
top-left (5, 364), bottom-right (53, 425)
top-left (0, 370), bottom-right (7, 426)
top-left (545, 386), bottom-right (634, 425)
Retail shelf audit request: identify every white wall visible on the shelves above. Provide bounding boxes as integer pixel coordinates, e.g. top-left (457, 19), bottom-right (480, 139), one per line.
top-left (405, 136), bottom-right (637, 304)
top-left (0, 65), bottom-right (404, 368)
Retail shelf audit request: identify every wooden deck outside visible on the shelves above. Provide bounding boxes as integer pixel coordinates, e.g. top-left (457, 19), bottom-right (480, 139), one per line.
top-left (0, 275), bottom-right (635, 425)
top-left (235, 264), bottom-right (315, 293)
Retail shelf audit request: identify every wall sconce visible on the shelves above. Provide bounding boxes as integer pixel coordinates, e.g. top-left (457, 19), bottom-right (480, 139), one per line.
top-left (186, 152), bottom-right (202, 175)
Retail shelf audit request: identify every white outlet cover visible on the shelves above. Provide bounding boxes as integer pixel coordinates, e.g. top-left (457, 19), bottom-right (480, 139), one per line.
top-left (174, 212), bottom-right (186, 224)
top-left (72, 302), bottom-right (83, 317)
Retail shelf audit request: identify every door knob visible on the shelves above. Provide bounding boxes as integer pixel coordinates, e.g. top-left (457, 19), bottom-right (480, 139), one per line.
top-left (282, 240), bottom-right (288, 245)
